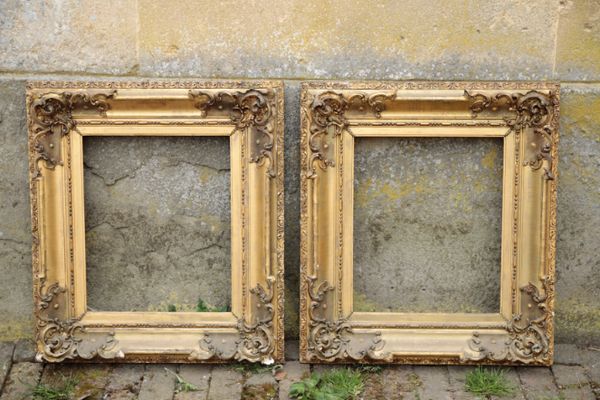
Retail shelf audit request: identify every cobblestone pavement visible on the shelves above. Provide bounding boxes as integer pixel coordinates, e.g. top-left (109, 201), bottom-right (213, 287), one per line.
top-left (0, 340), bottom-right (598, 399)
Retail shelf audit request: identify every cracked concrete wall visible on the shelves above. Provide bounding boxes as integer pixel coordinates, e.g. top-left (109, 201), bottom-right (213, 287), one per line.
top-left (0, 1), bottom-right (599, 345)
top-left (353, 137), bottom-right (503, 314)
top-left (83, 137), bottom-right (231, 312)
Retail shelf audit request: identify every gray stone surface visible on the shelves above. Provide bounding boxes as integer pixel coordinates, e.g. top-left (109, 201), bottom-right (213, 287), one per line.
top-left (207, 368), bottom-right (242, 400)
top-left (0, 80), bottom-right (33, 342)
top-left (104, 364), bottom-right (145, 398)
top-left (0, 362), bottom-right (42, 400)
top-left (447, 366), bottom-right (479, 400)
top-left (137, 1), bottom-right (558, 80)
top-left (353, 137), bottom-right (503, 313)
top-left (12, 339), bottom-right (34, 363)
top-left (553, 365), bottom-right (595, 400)
top-left (0, 0), bottom-right (138, 75)
top-left (138, 365), bottom-right (176, 400)
top-left (0, 343), bottom-right (13, 392)
top-left (518, 368), bottom-right (560, 400)
top-left (555, 84), bottom-right (600, 346)
top-left (412, 366), bottom-right (452, 399)
top-left (382, 366), bottom-right (420, 399)
top-left (283, 81), bottom-right (301, 340)
top-left (278, 361), bottom-right (309, 400)
top-left (501, 368), bottom-right (526, 400)
top-left (284, 339), bottom-right (299, 361)
top-left (174, 365), bottom-right (211, 400)
top-left (40, 363), bottom-right (112, 400)
top-left (245, 371), bottom-right (277, 387)
top-left (84, 136), bottom-right (231, 312)
top-left (556, 0), bottom-right (600, 80)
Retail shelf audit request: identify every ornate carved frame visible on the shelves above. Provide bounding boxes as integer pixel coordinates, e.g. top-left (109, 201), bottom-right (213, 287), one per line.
top-left (27, 81), bottom-right (284, 363)
top-left (300, 81), bottom-right (559, 365)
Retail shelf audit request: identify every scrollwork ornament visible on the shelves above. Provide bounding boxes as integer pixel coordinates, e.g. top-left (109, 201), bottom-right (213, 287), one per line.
top-left (465, 90), bottom-right (558, 180)
top-left (467, 276), bottom-right (553, 364)
top-left (189, 89), bottom-right (276, 177)
top-left (35, 281), bottom-right (121, 362)
top-left (306, 91), bottom-right (394, 178)
top-left (305, 271), bottom-right (390, 362)
top-left (189, 277), bottom-right (276, 364)
top-left (28, 91), bottom-right (115, 178)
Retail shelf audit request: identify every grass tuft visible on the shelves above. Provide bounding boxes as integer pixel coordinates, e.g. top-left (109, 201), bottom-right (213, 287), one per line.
top-left (30, 378), bottom-right (77, 400)
top-left (465, 367), bottom-right (514, 397)
top-left (290, 368), bottom-right (364, 400)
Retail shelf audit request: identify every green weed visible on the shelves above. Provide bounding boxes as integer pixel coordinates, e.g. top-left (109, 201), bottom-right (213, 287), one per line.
top-left (290, 368), bottom-right (364, 400)
top-left (465, 367), bottom-right (514, 397)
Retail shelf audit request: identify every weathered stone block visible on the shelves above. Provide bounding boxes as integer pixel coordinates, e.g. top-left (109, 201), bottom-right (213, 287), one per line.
top-left (207, 368), bottom-right (242, 400)
top-left (0, 80), bottom-right (33, 341)
top-left (0, 0), bottom-right (138, 74)
top-left (555, 84), bottom-right (600, 345)
top-left (353, 137), bottom-right (503, 313)
top-left (138, 0), bottom-right (557, 79)
top-left (84, 136), bottom-right (231, 312)
top-left (556, 0), bottom-right (600, 80)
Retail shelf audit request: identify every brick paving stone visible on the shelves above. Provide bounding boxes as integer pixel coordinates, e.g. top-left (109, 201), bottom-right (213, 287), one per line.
top-left (104, 364), bottom-right (145, 399)
top-left (285, 340), bottom-right (299, 361)
top-left (413, 366), bottom-right (452, 400)
top-left (447, 366), bottom-right (479, 400)
top-left (245, 371), bottom-right (277, 387)
top-left (11, 339), bottom-right (35, 363)
top-left (40, 363), bottom-right (112, 400)
top-left (0, 342), bottom-right (14, 392)
top-left (555, 344), bottom-right (600, 367)
top-left (0, 362), bottom-right (43, 400)
top-left (518, 367), bottom-right (560, 400)
top-left (381, 366), bottom-right (418, 400)
top-left (360, 371), bottom-right (385, 400)
top-left (552, 365), bottom-right (595, 400)
top-left (138, 365), bottom-right (176, 400)
top-left (494, 368), bottom-right (526, 400)
top-left (278, 361), bottom-right (309, 400)
top-left (243, 370), bottom-right (278, 399)
top-left (174, 365), bottom-right (211, 400)
top-left (207, 367), bottom-right (242, 400)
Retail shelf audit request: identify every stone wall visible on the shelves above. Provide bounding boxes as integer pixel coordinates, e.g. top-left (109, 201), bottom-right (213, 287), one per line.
top-left (0, 0), bottom-right (598, 345)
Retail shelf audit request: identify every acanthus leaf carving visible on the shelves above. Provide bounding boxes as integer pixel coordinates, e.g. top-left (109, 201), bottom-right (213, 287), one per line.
top-left (465, 90), bottom-right (558, 180)
top-left (305, 91), bottom-right (394, 178)
top-left (28, 91), bottom-right (115, 178)
top-left (189, 89), bottom-right (276, 177)
top-left (305, 270), bottom-right (390, 362)
top-left (189, 277), bottom-right (276, 364)
top-left (466, 276), bottom-right (553, 364)
top-left (35, 279), bottom-right (122, 362)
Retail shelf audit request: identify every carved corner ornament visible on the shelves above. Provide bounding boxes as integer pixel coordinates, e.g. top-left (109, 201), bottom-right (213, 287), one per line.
top-left (467, 277), bottom-right (554, 364)
top-left (305, 272), bottom-right (390, 363)
top-left (189, 89), bottom-right (277, 177)
top-left (465, 89), bottom-right (559, 180)
top-left (189, 278), bottom-right (276, 364)
top-left (35, 279), bottom-right (122, 362)
top-left (305, 90), bottom-right (394, 178)
top-left (28, 91), bottom-right (115, 179)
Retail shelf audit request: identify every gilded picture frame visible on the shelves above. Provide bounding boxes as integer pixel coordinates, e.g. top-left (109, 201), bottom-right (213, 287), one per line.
top-left (299, 81), bottom-right (559, 365)
top-left (27, 80), bottom-right (284, 363)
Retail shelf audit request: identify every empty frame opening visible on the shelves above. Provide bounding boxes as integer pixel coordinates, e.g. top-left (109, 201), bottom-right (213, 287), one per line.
top-left (83, 136), bottom-right (232, 312)
top-left (353, 137), bottom-right (503, 313)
